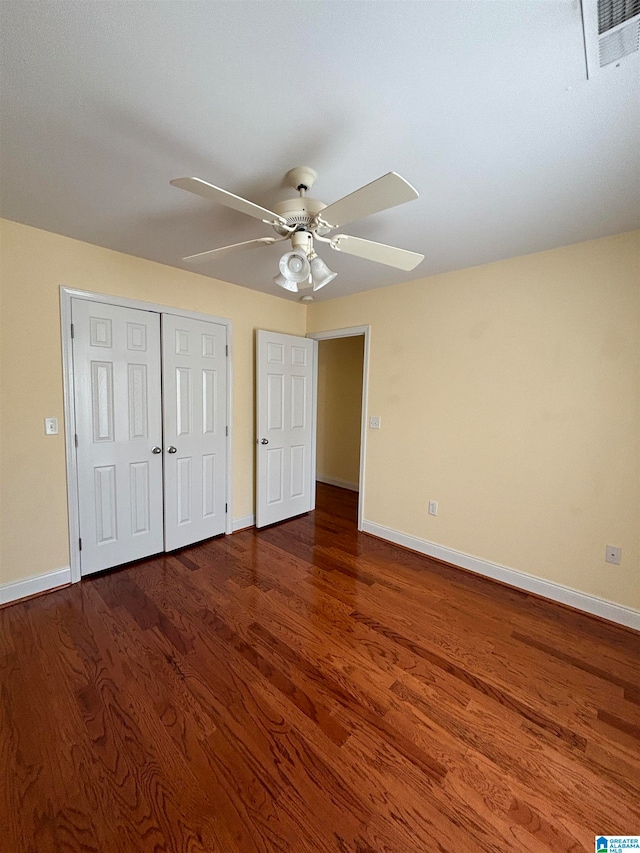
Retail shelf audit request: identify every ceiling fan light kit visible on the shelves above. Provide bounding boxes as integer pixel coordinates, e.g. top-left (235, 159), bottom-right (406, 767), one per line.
top-left (309, 255), bottom-right (338, 291)
top-left (171, 167), bottom-right (425, 294)
top-left (272, 272), bottom-right (299, 293)
top-left (278, 249), bottom-right (311, 284)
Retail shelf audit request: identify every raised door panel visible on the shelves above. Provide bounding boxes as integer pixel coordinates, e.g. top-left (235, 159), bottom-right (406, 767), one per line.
top-left (202, 454), bottom-right (217, 517)
top-left (129, 461), bottom-right (151, 535)
top-left (91, 362), bottom-right (115, 442)
top-left (94, 465), bottom-right (117, 544)
top-left (266, 447), bottom-right (284, 507)
top-left (290, 375), bottom-right (307, 430)
top-left (267, 374), bottom-right (284, 431)
top-left (289, 445), bottom-right (306, 499)
top-left (175, 366), bottom-right (192, 436)
top-left (176, 456), bottom-right (192, 525)
top-left (128, 364), bottom-right (149, 440)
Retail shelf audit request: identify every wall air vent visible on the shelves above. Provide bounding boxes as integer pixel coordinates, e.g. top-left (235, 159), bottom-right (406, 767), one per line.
top-left (599, 0), bottom-right (640, 32)
top-left (583, 0), bottom-right (640, 77)
top-left (599, 18), bottom-right (640, 64)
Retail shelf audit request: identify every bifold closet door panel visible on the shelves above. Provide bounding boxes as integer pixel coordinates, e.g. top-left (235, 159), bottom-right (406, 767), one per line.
top-left (162, 314), bottom-right (228, 551)
top-left (72, 299), bottom-right (164, 575)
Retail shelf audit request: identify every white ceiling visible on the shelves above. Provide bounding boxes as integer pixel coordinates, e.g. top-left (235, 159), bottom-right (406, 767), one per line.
top-left (1, 1), bottom-right (638, 302)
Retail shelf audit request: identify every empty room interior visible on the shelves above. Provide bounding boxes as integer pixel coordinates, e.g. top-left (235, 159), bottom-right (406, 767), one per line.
top-left (0, 2), bottom-right (639, 852)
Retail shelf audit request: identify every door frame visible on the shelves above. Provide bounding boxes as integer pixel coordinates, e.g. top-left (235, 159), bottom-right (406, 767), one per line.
top-left (60, 286), bottom-right (234, 584)
top-left (306, 325), bottom-right (370, 532)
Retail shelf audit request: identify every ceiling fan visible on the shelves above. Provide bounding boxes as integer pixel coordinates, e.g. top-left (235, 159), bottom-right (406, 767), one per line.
top-left (170, 167), bottom-right (424, 294)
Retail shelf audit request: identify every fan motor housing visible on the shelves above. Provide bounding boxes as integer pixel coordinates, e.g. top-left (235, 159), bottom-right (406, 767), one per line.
top-left (272, 197), bottom-right (330, 236)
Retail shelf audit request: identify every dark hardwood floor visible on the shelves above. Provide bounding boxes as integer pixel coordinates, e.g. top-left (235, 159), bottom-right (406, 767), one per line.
top-left (1, 484), bottom-right (639, 852)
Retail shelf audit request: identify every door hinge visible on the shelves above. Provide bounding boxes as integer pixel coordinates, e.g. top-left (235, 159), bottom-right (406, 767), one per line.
top-left (70, 323), bottom-right (75, 339)
top-left (78, 538), bottom-right (82, 551)
top-left (225, 344), bottom-right (228, 357)
top-left (226, 425), bottom-right (229, 437)
top-left (225, 503), bottom-right (228, 513)
top-left (74, 433), bottom-right (78, 448)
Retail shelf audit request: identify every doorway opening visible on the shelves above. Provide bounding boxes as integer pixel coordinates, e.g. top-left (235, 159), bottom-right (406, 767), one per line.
top-left (307, 326), bottom-right (370, 531)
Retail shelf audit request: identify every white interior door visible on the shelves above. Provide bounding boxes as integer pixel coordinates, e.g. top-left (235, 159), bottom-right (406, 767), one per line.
top-left (256, 330), bottom-right (315, 528)
top-left (162, 314), bottom-right (228, 550)
top-left (72, 299), bottom-right (164, 574)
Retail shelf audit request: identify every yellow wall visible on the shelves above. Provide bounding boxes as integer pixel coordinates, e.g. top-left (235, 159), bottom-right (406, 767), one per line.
top-left (0, 219), bottom-right (306, 585)
top-left (316, 336), bottom-right (364, 487)
top-left (308, 231), bottom-right (640, 611)
top-left (2, 219), bottom-right (639, 613)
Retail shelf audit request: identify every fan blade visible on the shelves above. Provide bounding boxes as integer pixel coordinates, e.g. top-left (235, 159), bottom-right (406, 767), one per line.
top-left (171, 177), bottom-right (287, 226)
top-left (330, 234), bottom-right (424, 271)
top-left (183, 237), bottom-right (276, 264)
top-left (317, 172), bottom-right (419, 229)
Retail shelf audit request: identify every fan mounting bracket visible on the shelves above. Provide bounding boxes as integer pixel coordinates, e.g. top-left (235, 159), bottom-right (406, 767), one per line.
top-left (285, 166), bottom-right (317, 192)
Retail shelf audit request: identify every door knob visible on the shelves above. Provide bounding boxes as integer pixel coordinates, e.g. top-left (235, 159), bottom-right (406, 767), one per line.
top-left (151, 446), bottom-right (162, 454)
top-left (260, 438), bottom-right (269, 445)
top-left (167, 446), bottom-right (177, 454)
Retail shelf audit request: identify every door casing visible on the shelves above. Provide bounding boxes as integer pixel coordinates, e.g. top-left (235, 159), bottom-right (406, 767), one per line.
top-left (60, 286), bottom-right (234, 584)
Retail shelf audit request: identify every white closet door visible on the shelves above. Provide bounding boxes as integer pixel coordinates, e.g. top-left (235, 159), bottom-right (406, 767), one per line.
top-left (162, 314), bottom-right (227, 551)
top-left (256, 330), bottom-right (315, 528)
top-left (72, 299), bottom-right (164, 575)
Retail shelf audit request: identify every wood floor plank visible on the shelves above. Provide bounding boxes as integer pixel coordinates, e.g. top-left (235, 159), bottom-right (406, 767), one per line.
top-left (444, 749), bottom-right (590, 852)
top-left (1, 483), bottom-right (638, 852)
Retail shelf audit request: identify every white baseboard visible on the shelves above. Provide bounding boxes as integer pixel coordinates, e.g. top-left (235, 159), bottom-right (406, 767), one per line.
top-left (362, 521), bottom-right (640, 632)
top-left (232, 515), bottom-right (255, 532)
top-left (0, 566), bottom-right (71, 606)
top-left (316, 475), bottom-right (359, 492)
top-left (5, 529), bottom-right (637, 632)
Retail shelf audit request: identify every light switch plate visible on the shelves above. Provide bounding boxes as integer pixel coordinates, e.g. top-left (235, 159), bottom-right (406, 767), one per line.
top-left (44, 417), bottom-right (59, 435)
top-left (369, 416), bottom-right (381, 429)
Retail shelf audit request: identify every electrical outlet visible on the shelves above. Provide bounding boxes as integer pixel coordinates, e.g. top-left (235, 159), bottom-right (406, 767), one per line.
top-left (428, 500), bottom-right (438, 516)
top-left (605, 545), bottom-right (621, 565)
